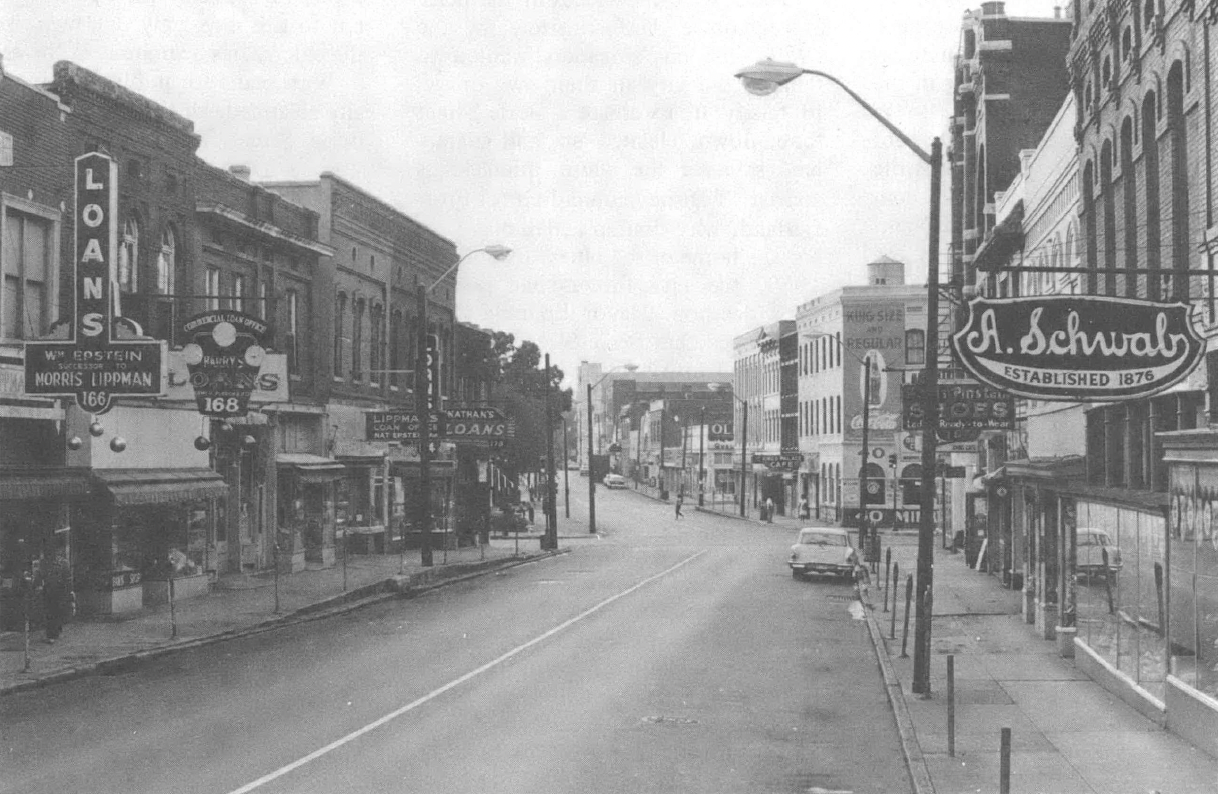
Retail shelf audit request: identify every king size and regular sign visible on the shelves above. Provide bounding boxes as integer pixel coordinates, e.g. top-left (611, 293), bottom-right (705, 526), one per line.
top-left (24, 152), bottom-right (165, 413)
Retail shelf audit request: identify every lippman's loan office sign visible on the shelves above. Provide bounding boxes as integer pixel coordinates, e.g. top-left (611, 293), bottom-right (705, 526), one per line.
top-left (952, 295), bottom-right (1205, 401)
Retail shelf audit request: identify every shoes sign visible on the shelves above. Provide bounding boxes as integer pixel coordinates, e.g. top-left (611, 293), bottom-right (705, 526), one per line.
top-left (179, 310), bottom-right (270, 417)
top-left (952, 294), bottom-right (1205, 402)
top-left (23, 152), bottom-right (166, 413)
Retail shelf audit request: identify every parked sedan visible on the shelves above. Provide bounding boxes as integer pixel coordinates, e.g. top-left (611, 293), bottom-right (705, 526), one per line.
top-left (1077, 527), bottom-right (1122, 582)
top-left (789, 527), bottom-right (858, 581)
top-left (603, 473), bottom-right (627, 489)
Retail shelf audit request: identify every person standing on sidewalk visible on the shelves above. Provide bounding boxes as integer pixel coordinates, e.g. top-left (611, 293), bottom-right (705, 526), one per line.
top-left (39, 552), bottom-right (73, 644)
top-left (765, 497), bottom-right (774, 523)
top-left (674, 494), bottom-right (684, 519)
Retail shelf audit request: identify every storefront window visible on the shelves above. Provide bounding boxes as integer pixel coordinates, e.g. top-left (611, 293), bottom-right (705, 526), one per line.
top-left (1077, 501), bottom-right (1168, 699)
top-left (1168, 465), bottom-right (1218, 698)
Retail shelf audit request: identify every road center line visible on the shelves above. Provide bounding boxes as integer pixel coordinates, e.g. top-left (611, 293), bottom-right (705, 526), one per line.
top-left (226, 550), bottom-right (707, 794)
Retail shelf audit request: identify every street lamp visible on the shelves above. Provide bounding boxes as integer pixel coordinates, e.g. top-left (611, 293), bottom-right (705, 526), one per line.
top-left (698, 404), bottom-right (706, 507)
top-left (586, 363), bottom-right (638, 533)
top-left (737, 58), bottom-right (941, 695)
top-left (416, 244), bottom-right (512, 567)
top-left (709, 383), bottom-right (748, 518)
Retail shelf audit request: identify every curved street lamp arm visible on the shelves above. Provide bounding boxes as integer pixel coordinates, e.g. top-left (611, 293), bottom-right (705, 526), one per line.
top-left (799, 70), bottom-right (931, 165)
top-left (428, 245), bottom-right (512, 293)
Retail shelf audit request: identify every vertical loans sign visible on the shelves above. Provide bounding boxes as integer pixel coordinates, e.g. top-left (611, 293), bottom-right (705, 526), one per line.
top-left (23, 152), bottom-right (165, 413)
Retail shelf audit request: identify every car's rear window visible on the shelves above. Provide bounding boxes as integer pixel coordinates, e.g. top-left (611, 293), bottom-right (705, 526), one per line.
top-left (1078, 531), bottom-right (1111, 546)
top-left (798, 531), bottom-right (846, 546)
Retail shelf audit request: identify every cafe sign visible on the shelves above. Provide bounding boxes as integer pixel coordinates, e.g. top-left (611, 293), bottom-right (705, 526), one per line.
top-left (952, 295), bottom-right (1205, 401)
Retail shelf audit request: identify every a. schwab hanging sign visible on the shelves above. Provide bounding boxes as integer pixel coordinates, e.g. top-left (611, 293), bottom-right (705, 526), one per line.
top-left (952, 295), bottom-right (1205, 401)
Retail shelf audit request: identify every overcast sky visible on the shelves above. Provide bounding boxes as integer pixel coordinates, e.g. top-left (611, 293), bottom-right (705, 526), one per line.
top-left (4, 0), bottom-right (1065, 384)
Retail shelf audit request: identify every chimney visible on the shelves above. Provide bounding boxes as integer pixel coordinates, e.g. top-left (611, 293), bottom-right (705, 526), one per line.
top-left (1054, 5), bottom-right (1062, 18)
top-left (229, 164), bottom-right (251, 182)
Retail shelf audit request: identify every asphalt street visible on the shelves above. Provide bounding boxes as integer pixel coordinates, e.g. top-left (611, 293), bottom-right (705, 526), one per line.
top-left (1, 483), bottom-right (910, 794)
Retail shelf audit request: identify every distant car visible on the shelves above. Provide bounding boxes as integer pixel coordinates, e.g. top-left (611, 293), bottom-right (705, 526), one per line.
top-left (789, 527), bottom-right (858, 581)
top-left (1077, 527), bottom-right (1122, 581)
top-left (603, 473), bottom-right (626, 489)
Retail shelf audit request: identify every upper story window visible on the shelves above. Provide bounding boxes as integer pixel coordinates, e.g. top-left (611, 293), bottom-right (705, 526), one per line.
top-left (156, 227), bottom-right (175, 295)
top-left (2, 206), bottom-right (54, 340)
top-left (205, 267), bottom-right (220, 311)
top-left (905, 329), bottom-right (926, 365)
top-left (0, 131), bottom-right (12, 167)
top-left (285, 289), bottom-right (299, 373)
top-left (1143, 0), bottom-right (1155, 28)
top-left (352, 298), bottom-right (366, 379)
top-left (334, 293), bottom-right (347, 376)
top-left (230, 273), bottom-right (245, 313)
top-left (1122, 28), bottom-right (1133, 61)
top-left (1101, 55), bottom-right (1112, 88)
top-left (119, 216), bottom-right (139, 293)
top-left (258, 280), bottom-right (268, 319)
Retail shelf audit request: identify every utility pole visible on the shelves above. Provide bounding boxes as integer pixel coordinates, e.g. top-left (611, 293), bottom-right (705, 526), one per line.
top-left (543, 354), bottom-right (557, 549)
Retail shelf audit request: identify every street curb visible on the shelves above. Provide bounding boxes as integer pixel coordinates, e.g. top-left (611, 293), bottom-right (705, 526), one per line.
top-left (2, 549), bottom-right (569, 697)
top-left (855, 571), bottom-right (936, 794)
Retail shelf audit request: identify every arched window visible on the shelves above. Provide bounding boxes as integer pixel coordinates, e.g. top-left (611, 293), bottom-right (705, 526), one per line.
top-left (1142, 90), bottom-right (1162, 299)
top-left (119, 216), bottom-right (139, 293)
top-left (156, 227), bottom-right (175, 294)
top-left (334, 293), bottom-right (347, 377)
top-left (1168, 61), bottom-right (1190, 300)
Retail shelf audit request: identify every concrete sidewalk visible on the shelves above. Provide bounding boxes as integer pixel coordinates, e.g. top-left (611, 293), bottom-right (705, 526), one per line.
top-left (859, 532), bottom-right (1218, 794)
top-left (1, 536), bottom-right (573, 697)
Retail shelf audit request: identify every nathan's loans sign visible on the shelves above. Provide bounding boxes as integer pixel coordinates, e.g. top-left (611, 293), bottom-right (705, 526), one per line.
top-left (952, 295), bottom-right (1204, 401)
top-left (24, 152), bottom-right (165, 413)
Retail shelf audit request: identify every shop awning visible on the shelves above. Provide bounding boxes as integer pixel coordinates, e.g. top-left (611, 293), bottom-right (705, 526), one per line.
top-left (94, 468), bottom-right (229, 506)
top-left (0, 468), bottom-right (93, 501)
top-left (276, 453), bottom-right (346, 483)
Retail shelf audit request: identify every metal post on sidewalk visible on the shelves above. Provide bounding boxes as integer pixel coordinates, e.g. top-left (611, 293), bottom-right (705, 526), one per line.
top-left (884, 548), bottom-right (891, 612)
top-left (901, 574), bottom-right (913, 658)
top-left (947, 653), bottom-right (956, 757)
top-left (22, 569), bottom-right (31, 672)
top-left (999, 727), bottom-right (1012, 794)
top-left (169, 569), bottom-right (177, 640)
top-left (273, 538), bottom-right (281, 615)
top-left (890, 561), bottom-right (899, 639)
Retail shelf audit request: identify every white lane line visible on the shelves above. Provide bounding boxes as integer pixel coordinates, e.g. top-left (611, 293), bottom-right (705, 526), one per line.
top-left (226, 550), bottom-right (708, 794)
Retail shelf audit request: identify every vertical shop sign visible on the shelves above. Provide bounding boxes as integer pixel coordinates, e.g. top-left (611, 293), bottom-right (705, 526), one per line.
top-left (24, 152), bottom-right (165, 413)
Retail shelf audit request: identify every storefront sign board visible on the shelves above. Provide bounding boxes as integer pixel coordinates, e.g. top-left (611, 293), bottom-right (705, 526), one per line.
top-left (178, 310), bottom-right (272, 417)
top-left (952, 295), bottom-right (1204, 401)
top-left (23, 152), bottom-right (165, 413)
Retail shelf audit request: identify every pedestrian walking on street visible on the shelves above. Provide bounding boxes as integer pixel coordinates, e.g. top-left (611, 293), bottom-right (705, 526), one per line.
top-left (39, 552), bottom-right (73, 643)
top-left (674, 494), bottom-right (684, 519)
top-left (525, 499), bottom-right (535, 525)
top-left (765, 497), bottom-right (774, 523)
top-left (798, 496), bottom-right (810, 520)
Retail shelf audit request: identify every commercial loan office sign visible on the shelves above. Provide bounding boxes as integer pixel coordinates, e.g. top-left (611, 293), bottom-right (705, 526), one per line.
top-left (952, 295), bottom-right (1204, 401)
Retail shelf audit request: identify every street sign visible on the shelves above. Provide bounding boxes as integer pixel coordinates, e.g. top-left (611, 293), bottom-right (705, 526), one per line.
top-left (24, 152), bottom-right (165, 413)
top-left (952, 294), bottom-right (1205, 401)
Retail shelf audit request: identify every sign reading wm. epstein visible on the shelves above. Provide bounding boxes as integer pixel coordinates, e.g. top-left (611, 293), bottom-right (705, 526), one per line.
top-left (952, 295), bottom-right (1204, 401)
top-left (24, 152), bottom-right (165, 413)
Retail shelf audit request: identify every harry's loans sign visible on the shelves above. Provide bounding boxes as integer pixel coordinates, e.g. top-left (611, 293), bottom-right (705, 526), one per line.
top-left (952, 295), bottom-right (1204, 402)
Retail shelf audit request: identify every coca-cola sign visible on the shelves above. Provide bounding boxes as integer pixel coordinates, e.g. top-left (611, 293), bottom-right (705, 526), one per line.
top-left (952, 295), bottom-right (1204, 402)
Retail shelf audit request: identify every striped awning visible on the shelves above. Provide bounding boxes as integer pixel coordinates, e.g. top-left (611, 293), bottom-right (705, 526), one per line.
top-left (276, 453), bottom-right (346, 483)
top-left (0, 469), bottom-right (93, 501)
top-left (94, 468), bottom-right (229, 506)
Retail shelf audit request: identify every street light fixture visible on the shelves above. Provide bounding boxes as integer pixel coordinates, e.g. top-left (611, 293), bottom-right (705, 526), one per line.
top-left (586, 363), bottom-right (638, 533)
top-left (416, 245), bottom-right (512, 567)
top-left (736, 58), bottom-right (941, 695)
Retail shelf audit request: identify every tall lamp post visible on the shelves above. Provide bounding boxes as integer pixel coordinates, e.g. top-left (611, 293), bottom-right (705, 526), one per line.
top-left (736, 59), bottom-right (941, 694)
top-left (698, 405), bottom-right (706, 507)
top-left (416, 244), bottom-right (512, 567)
top-left (709, 383), bottom-right (749, 517)
top-left (586, 363), bottom-right (638, 533)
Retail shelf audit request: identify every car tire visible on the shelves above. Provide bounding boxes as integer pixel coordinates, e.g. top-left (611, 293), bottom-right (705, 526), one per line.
top-left (792, 569), bottom-right (802, 580)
